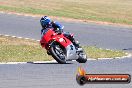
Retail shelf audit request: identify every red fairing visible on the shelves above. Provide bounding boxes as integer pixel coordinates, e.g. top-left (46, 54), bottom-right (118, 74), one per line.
top-left (40, 29), bottom-right (72, 49)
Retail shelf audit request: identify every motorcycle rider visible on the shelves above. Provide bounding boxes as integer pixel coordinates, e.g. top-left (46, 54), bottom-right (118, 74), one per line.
top-left (40, 16), bottom-right (80, 48)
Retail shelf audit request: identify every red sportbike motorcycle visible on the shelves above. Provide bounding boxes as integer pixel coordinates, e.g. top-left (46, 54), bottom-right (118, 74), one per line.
top-left (40, 28), bottom-right (87, 64)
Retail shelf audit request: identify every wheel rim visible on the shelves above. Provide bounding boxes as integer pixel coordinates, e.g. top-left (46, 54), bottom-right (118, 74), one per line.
top-left (54, 45), bottom-right (65, 61)
top-left (79, 53), bottom-right (87, 59)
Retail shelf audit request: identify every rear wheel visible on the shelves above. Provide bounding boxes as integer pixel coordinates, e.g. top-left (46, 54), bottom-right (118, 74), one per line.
top-left (50, 43), bottom-right (66, 64)
top-left (76, 50), bottom-right (87, 63)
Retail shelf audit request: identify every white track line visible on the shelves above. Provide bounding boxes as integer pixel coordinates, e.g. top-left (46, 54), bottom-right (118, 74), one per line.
top-left (0, 60), bottom-right (57, 64)
top-left (0, 62), bottom-right (27, 64)
top-left (0, 34), bottom-right (40, 42)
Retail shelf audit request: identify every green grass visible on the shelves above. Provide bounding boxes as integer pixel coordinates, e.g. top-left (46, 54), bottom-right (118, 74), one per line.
top-left (0, 0), bottom-right (132, 25)
top-left (0, 35), bottom-right (126, 62)
top-left (0, 35), bottom-right (52, 62)
top-left (0, 45), bottom-right (52, 62)
top-left (83, 46), bottom-right (125, 59)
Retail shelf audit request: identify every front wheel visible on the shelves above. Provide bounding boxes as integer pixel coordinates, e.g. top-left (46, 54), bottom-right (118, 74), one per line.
top-left (76, 50), bottom-right (87, 63)
top-left (50, 43), bottom-right (66, 64)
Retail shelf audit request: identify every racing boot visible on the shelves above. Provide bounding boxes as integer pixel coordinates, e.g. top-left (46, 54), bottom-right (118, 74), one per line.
top-left (72, 39), bottom-right (83, 51)
top-left (73, 40), bottom-right (80, 48)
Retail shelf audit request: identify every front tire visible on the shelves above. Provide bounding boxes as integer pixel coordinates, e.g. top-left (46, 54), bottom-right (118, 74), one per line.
top-left (50, 43), bottom-right (66, 64)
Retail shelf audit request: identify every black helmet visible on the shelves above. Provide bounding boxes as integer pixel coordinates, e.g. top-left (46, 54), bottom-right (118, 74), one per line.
top-left (40, 16), bottom-right (51, 28)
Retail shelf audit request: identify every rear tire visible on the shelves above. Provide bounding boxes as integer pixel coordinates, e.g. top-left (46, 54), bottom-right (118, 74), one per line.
top-left (76, 50), bottom-right (87, 63)
top-left (50, 43), bottom-right (66, 64)
top-left (76, 57), bottom-right (87, 63)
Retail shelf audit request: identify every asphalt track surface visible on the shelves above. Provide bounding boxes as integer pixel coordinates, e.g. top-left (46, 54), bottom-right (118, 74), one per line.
top-left (0, 13), bottom-right (132, 88)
